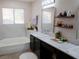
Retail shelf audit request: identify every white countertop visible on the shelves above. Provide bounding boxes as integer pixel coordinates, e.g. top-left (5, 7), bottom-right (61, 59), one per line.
top-left (31, 32), bottom-right (79, 59)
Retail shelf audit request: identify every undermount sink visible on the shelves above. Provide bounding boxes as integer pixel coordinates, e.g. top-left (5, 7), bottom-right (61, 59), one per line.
top-left (59, 42), bottom-right (77, 50)
top-left (68, 46), bottom-right (79, 53)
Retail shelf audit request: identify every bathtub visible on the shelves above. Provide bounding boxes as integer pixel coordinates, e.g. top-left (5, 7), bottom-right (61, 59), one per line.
top-left (0, 37), bottom-right (30, 55)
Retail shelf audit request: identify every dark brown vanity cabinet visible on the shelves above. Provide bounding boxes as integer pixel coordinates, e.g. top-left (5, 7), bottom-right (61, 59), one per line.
top-left (30, 35), bottom-right (76, 59)
top-left (30, 35), bottom-right (35, 51)
top-left (30, 35), bottom-right (40, 58)
top-left (30, 35), bottom-right (53, 59)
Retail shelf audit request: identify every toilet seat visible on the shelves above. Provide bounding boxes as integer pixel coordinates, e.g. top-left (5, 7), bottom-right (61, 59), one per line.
top-left (19, 52), bottom-right (38, 59)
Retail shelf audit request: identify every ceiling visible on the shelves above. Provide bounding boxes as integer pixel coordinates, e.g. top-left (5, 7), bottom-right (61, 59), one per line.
top-left (2, 0), bottom-right (36, 2)
top-left (18, 0), bottom-right (36, 2)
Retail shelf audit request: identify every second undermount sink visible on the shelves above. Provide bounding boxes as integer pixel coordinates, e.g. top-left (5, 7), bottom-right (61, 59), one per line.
top-left (59, 42), bottom-right (77, 50)
top-left (68, 46), bottom-right (79, 53)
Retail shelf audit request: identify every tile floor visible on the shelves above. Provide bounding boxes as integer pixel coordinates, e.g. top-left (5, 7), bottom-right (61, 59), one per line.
top-left (0, 53), bottom-right (20, 59)
top-left (0, 49), bottom-right (32, 59)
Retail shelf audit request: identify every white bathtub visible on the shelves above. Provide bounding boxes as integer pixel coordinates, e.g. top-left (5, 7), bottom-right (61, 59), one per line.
top-left (0, 37), bottom-right (30, 55)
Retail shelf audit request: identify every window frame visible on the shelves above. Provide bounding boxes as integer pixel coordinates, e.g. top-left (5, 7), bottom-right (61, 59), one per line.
top-left (42, 0), bottom-right (55, 6)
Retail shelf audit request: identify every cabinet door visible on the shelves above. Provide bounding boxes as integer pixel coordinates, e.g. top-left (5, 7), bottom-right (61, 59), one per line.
top-left (30, 35), bottom-right (40, 59)
top-left (30, 35), bottom-right (40, 51)
top-left (34, 38), bottom-right (40, 50)
top-left (55, 49), bottom-right (75, 59)
top-left (34, 38), bottom-right (40, 59)
top-left (30, 35), bottom-right (35, 52)
top-left (40, 41), bottom-right (54, 59)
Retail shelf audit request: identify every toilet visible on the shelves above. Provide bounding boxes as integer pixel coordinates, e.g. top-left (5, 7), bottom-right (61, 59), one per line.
top-left (19, 52), bottom-right (38, 59)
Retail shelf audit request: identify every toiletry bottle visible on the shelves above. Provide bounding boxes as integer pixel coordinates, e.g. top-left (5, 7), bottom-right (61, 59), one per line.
top-left (67, 10), bottom-right (71, 16)
top-left (63, 11), bottom-right (67, 17)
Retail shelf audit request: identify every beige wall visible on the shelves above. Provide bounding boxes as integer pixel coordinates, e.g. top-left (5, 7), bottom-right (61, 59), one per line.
top-left (32, 0), bottom-right (42, 32)
top-left (55, 0), bottom-right (78, 11)
top-left (31, 0), bottom-right (79, 44)
top-left (0, 0), bottom-right (32, 25)
top-left (1, 0), bottom-right (79, 44)
top-left (55, 0), bottom-right (79, 44)
top-left (0, 0), bottom-right (32, 39)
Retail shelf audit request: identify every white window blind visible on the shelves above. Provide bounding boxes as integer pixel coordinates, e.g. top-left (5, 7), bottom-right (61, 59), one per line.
top-left (2, 8), bottom-right (14, 24)
top-left (2, 8), bottom-right (24, 24)
top-left (14, 9), bottom-right (24, 24)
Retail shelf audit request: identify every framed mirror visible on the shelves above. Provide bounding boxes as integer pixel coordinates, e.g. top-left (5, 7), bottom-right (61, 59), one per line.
top-left (41, 7), bottom-right (56, 36)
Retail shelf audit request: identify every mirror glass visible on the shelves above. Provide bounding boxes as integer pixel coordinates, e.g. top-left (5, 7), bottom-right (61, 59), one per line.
top-left (42, 7), bottom-right (55, 36)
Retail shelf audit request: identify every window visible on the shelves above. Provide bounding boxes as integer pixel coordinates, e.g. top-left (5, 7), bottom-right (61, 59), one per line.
top-left (14, 9), bottom-right (24, 24)
top-left (42, 11), bottom-right (52, 36)
top-left (42, 0), bottom-right (55, 6)
top-left (2, 8), bottom-right (24, 24)
top-left (43, 11), bottom-right (51, 24)
top-left (2, 8), bottom-right (14, 24)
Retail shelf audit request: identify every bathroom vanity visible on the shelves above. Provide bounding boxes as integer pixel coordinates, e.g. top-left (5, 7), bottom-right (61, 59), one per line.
top-left (30, 32), bottom-right (79, 59)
